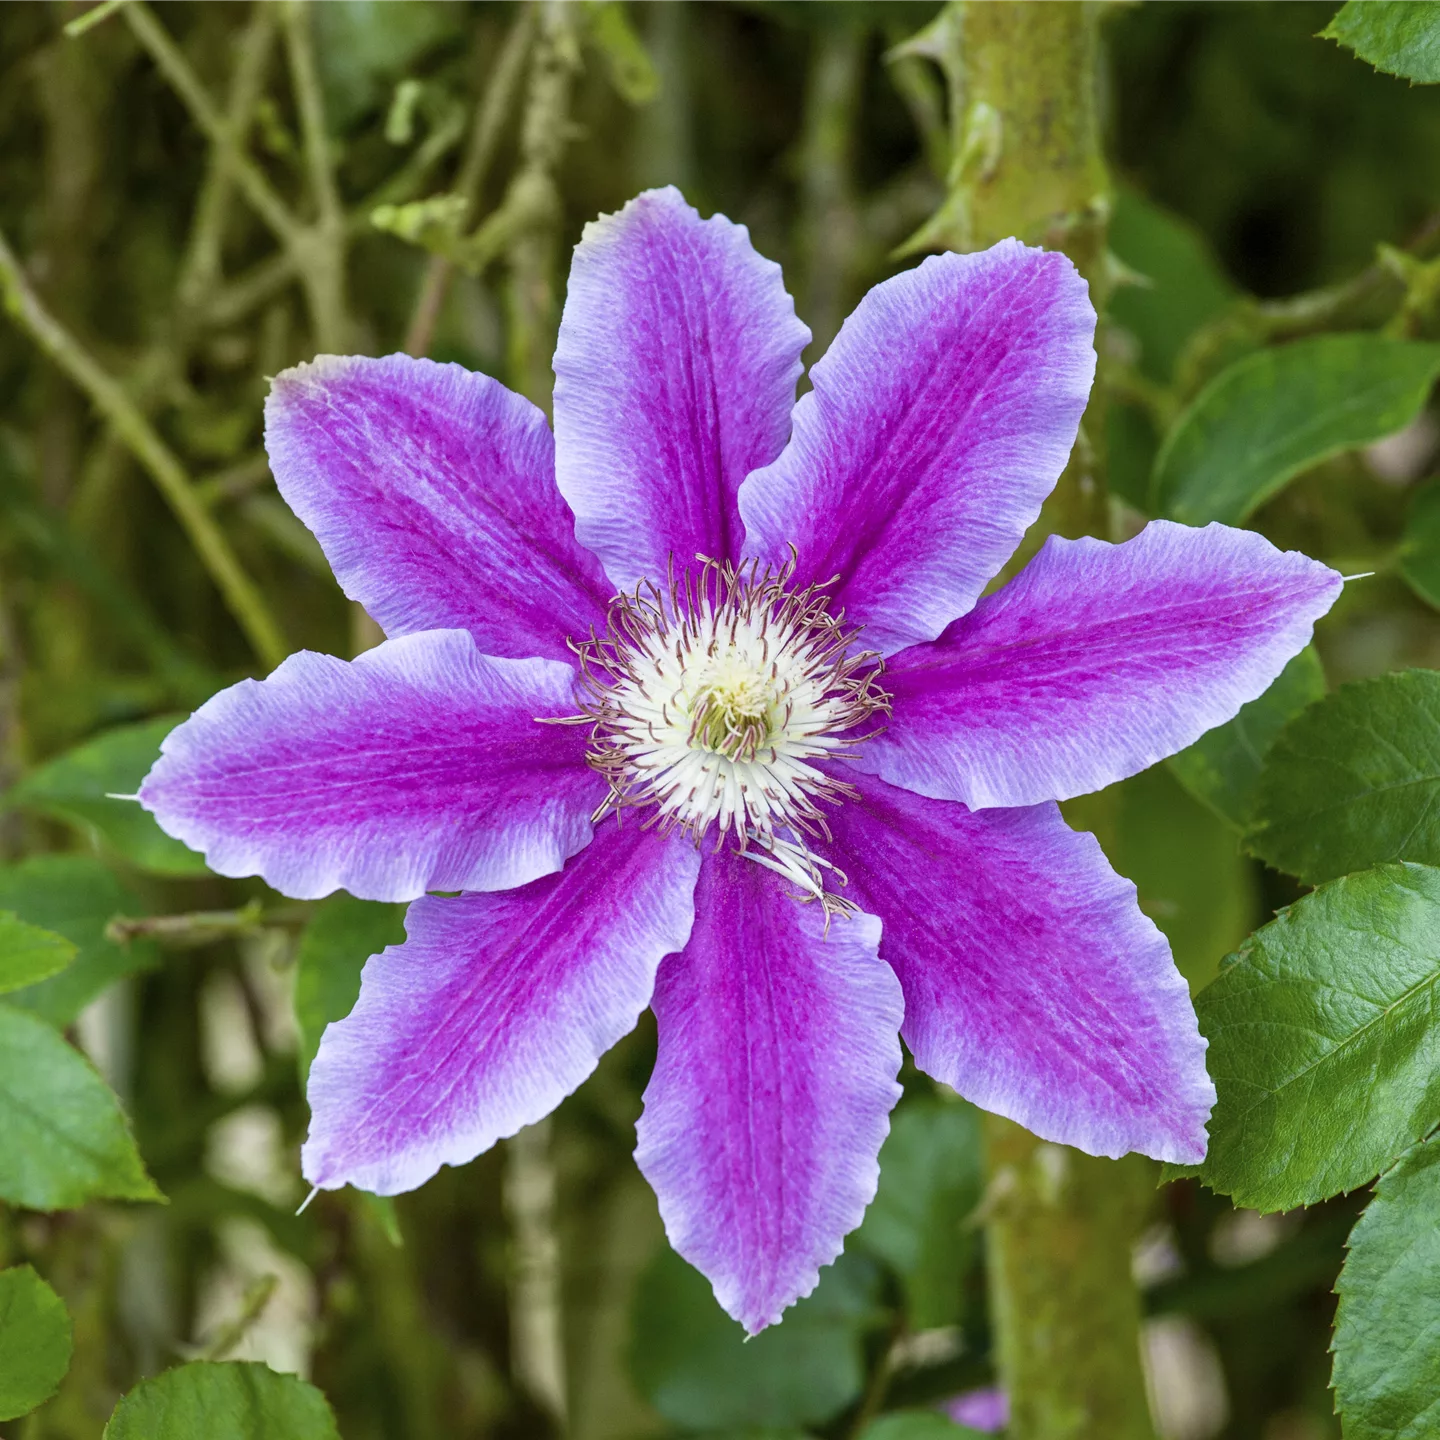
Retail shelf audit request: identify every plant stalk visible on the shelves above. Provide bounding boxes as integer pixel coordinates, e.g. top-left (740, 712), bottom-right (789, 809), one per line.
top-left (916, 5), bottom-right (1156, 1437)
top-left (0, 226), bottom-right (289, 670)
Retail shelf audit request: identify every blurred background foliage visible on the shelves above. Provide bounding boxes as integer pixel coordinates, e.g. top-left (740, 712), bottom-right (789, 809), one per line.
top-left (0, 2), bottom-right (1438, 1438)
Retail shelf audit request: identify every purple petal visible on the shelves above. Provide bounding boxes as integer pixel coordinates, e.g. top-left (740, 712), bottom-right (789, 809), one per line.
top-left (945, 1387), bottom-right (1009, 1433)
top-left (739, 240), bottom-right (1095, 655)
top-left (265, 353), bottom-right (611, 661)
top-left (303, 824), bottom-right (699, 1195)
top-left (858, 520), bottom-right (1343, 809)
top-left (635, 852), bottom-right (903, 1334)
top-left (553, 187), bottom-right (810, 589)
top-left (823, 768), bottom-right (1213, 1163)
top-left (139, 629), bottom-right (602, 902)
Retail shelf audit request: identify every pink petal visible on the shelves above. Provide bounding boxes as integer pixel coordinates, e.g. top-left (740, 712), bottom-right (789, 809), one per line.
top-left (266, 353), bottom-right (611, 662)
top-left (740, 240), bottom-right (1096, 655)
top-left (553, 187), bottom-right (809, 588)
top-left (303, 824), bottom-right (699, 1195)
top-left (859, 521), bottom-right (1343, 809)
top-left (139, 630), bottom-right (602, 901)
top-left (636, 851), bottom-right (903, 1334)
top-left (823, 767), bottom-right (1213, 1163)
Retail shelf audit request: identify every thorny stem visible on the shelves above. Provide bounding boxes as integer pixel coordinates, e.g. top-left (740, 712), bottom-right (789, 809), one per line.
top-left (493, 7), bottom-right (582, 1424)
top-left (405, 4), bottom-right (537, 358)
top-left (0, 226), bottom-right (289, 670)
top-left (798, 20), bottom-right (866, 356)
top-left (915, 5), bottom-right (1157, 1439)
top-left (504, 0), bottom-right (579, 412)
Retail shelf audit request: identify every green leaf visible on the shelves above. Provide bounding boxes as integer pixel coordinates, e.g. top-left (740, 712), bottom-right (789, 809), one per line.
top-left (0, 1005), bottom-right (161, 1210)
top-left (1322, 1), bottom-right (1440, 83)
top-left (861, 1414), bottom-right (985, 1440)
top-left (0, 913), bottom-right (74, 996)
top-left (1332, 1135), bottom-right (1440, 1440)
top-left (312, 0), bottom-right (462, 131)
top-left (1398, 478), bottom-right (1440, 609)
top-left (1109, 187), bottom-right (1238, 384)
top-left (1167, 648), bottom-right (1327, 830)
top-left (0, 1266), bottom-right (72, 1422)
top-left (6, 717), bottom-right (209, 876)
top-left (1246, 669), bottom-right (1440, 885)
top-left (1183, 863), bottom-right (1440, 1211)
top-left (294, 895), bottom-right (406, 1081)
top-left (1152, 335), bottom-right (1440, 524)
top-left (0, 856), bottom-right (159, 1027)
top-left (628, 1247), bottom-right (880, 1431)
top-left (851, 1098), bottom-right (982, 1328)
top-left (104, 1361), bottom-right (340, 1440)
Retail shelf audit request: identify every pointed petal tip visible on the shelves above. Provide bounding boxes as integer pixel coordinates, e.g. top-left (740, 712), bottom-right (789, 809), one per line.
top-left (637, 855), bottom-right (900, 1343)
top-left (868, 519), bottom-right (1346, 810)
top-left (137, 634), bottom-right (600, 903)
top-left (304, 826), bottom-right (700, 1199)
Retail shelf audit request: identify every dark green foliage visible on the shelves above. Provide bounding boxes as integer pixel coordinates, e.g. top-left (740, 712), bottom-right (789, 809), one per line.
top-left (0, 1006), bottom-right (161, 1210)
top-left (1101, 764), bottom-right (1257, 994)
top-left (1154, 336), bottom-right (1440, 524)
top-left (1248, 670), bottom-right (1440, 884)
top-left (7, 718), bottom-right (209, 876)
top-left (103, 1361), bottom-right (341, 1440)
top-left (851, 1098), bottom-right (982, 1329)
top-left (0, 855), bottom-right (158, 1027)
top-left (1322, 1), bottom-right (1440, 83)
top-left (293, 893), bottom-right (406, 1080)
top-left (0, 1266), bottom-right (72, 1423)
top-left (860, 1414), bottom-right (983, 1440)
top-left (1399, 477), bottom-right (1440, 609)
top-left (1188, 864), bottom-right (1440, 1211)
top-left (1109, 187), bottom-right (1238, 384)
top-left (628, 1247), bottom-right (880, 1431)
top-left (1332, 1135), bottom-right (1440, 1439)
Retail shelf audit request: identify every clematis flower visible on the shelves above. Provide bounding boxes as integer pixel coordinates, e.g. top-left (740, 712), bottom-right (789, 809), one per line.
top-left (139, 188), bottom-right (1342, 1334)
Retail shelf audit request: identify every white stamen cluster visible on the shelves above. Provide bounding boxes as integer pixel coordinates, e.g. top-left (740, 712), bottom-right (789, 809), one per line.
top-left (562, 555), bottom-right (889, 916)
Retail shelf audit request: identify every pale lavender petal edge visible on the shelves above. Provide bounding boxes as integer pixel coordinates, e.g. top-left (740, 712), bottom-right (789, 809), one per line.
top-left (303, 824), bottom-right (700, 1195)
top-left (823, 767), bottom-right (1214, 1164)
top-left (554, 186), bottom-right (810, 589)
top-left (740, 240), bottom-right (1096, 654)
top-left (139, 630), bottom-right (601, 902)
top-left (636, 850), bottom-right (903, 1334)
top-left (860, 520), bottom-right (1344, 809)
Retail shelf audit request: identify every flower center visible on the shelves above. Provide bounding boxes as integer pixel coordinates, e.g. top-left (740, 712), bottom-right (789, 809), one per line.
top-left (560, 555), bottom-right (889, 916)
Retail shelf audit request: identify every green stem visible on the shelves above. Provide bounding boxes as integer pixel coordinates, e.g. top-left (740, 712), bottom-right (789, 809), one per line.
top-left (404, 4), bottom-right (536, 358)
top-left (983, 1120), bottom-right (1156, 1439)
top-left (914, 5), bottom-right (1156, 1437)
top-left (504, 0), bottom-right (580, 412)
top-left (798, 20), bottom-right (866, 357)
top-left (174, 1), bottom-right (276, 325)
top-left (497, 9), bottom-right (580, 1424)
top-left (124, 1), bottom-right (303, 251)
top-left (280, 0), bottom-right (350, 353)
top-left (0, 226), bottom-right (289, 670)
